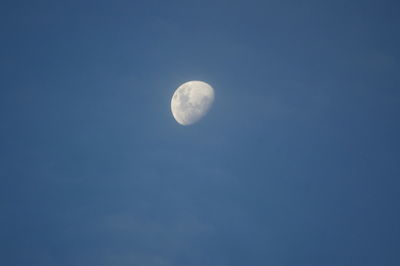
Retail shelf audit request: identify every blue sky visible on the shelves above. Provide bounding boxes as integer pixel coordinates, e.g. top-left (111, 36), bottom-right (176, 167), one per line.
top-left (1, 0), bottom-right (400, 265)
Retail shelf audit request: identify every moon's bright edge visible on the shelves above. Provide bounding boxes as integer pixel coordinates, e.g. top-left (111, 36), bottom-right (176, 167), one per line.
top-left (171, 81), bottom-right (215, 125)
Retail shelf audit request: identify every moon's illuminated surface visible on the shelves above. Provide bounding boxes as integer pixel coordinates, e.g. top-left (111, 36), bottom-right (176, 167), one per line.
top-left (171, 81), bottom-right (215, 125)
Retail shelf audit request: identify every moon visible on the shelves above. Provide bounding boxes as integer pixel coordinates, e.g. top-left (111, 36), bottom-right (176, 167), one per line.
top-left (171, 81), bottom-right (215, 126)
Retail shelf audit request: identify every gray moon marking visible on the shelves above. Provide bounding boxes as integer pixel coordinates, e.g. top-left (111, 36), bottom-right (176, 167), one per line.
top-left (171, 81), bottom-right (215, 125)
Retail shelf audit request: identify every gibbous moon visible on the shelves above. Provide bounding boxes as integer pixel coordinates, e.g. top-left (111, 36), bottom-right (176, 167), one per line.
top-left (171, 81), bottom-right (215, 125)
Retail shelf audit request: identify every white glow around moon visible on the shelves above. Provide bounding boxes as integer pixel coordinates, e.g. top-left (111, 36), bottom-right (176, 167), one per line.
top-left (171, 81), bottom-right (215, 125)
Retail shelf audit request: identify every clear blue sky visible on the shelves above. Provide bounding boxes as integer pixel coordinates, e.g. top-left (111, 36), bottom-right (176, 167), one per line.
top-left (1, 0), bottom-right (400, 265)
